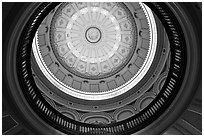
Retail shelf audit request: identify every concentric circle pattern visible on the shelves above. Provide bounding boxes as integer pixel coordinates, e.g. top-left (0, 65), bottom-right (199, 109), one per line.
top-left (34, 2), bottom-right (157, 101)
top-left (11, 1), bottom-right (193, 134)
top-left (51, 2), bottom-right (137, 78)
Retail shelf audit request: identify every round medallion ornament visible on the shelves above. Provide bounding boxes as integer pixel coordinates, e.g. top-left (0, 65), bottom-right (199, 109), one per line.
top-left (85, 27), bottom-right (102, 43)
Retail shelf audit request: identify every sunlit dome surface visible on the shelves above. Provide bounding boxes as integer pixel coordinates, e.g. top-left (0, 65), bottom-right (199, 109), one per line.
top-left (50, 2), bottom-right (137, 78)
